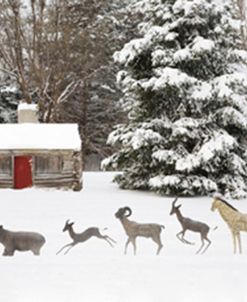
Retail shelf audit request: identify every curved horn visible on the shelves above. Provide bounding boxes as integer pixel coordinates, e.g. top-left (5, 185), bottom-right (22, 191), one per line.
top-left (124, 207), bottom-right (132, 217)
top-left (172, 197), bottom-right (178, 206)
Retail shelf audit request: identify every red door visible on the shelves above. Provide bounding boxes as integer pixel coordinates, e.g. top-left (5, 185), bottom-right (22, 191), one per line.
top-left (14, 156), bottom-right (33, 189)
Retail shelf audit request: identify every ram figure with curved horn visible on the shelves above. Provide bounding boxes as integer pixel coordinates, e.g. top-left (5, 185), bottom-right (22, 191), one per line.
top-left (115, 206), bottom-right (165, 255)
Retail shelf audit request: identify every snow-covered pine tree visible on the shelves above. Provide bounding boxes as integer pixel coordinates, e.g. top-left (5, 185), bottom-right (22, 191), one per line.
top-left (0, 76), bottom-right (19, 123)
top-left (102, 0), bottom-right (247, 198)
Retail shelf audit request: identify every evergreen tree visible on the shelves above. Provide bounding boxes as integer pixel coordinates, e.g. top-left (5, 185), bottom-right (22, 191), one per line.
top-left (0, 74), bottom-right (19, 123)
top-left (102, 0), bottom-right (247, 198)
top-left (0, 86), bottom-right (19, 123)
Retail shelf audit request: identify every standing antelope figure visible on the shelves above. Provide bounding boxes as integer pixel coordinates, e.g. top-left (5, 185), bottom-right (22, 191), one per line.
top-left (211, 196), bottom-right (247, 254)
top-left (170, 198), bottom-right (212, 254)
top-left (56, 220), bottom-right (116, 255)
top-left (115, 206), bottom-right (165, 255)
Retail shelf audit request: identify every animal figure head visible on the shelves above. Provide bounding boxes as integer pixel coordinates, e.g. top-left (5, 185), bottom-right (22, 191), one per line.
top-left (63, 220), bottom-right (74, 232)
top-left (211, 196), bottom-right (221, 212)
top-left (170, 198), bottom-right (181, 215)
top-left (115, 207), bottom-right (132, 219)
top-left (211, 195), bottom-right (238, 212)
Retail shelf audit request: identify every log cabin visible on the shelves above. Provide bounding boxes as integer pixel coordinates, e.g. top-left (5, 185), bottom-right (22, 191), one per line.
top-left (0, 104), bottom-right (82, 191)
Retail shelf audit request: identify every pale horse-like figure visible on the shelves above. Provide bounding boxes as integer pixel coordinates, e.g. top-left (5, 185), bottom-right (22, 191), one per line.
top-left (211, 196), bottom-right (247, 254)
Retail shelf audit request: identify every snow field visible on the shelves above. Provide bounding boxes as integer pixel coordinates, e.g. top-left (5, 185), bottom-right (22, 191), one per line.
top-left (0, 172), bottom-right (247, 301)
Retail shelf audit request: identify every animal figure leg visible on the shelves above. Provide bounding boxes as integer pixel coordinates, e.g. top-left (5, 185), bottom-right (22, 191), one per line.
top-left (56, 242), bottom-right (75, 255)
top-left (231, 231), bottom-right (237, 254)
top-left (124, 238), bottom-right (137, 255)
top-left (196, 238), bottom-right (205, 254)
top-left (131, 238), bottom-right (137, 255)
top-left (201, 238), bottom-right (211, 254)
top-left (196, 236), bottom-right (211, 254)
top-left (152, 235), bottom-right (163, 255)
top-left (103, 236), bottom-right (114, 247)
top-left (124, 238), bottom-right (131, 255)
top-left (64, 242), bottom-right (77, 255)
top-left (97, 234), bottom-right (116, 247)
top-left (105, 235), bottom-right (117, 244)
top-left (236, 232), bottom-right (242, 254)
top-left (3, 248), bottom-right (14, 256)
top-left (32, 248), bottom-right (41, 256)
top-left (176, 230), bottom-right (194, 245)
top-left (32, 244), bottom-right (44, 255)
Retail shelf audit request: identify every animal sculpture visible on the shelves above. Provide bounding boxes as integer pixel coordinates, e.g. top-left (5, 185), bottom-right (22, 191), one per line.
top-left (115, 206), bottom-right (165, 255)
top-left (56, 220), bottom-right (116, 255)
top-left (170, 198), bottom-right (212, 254)
top-left (211, 195), bottom-right (247, 254)
top-left (0, 225), bottom-right (46, 256)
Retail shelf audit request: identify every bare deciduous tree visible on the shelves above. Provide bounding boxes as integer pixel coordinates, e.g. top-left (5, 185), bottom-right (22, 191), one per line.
top-left (0, 0), bottom-right (82, 122)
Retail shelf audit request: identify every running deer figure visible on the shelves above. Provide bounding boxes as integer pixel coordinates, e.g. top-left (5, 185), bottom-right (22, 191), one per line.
top-left (170, 198), bottom-right (212, 254)
top-left (56, 220), bottom-right (116, 255)
top-left (115, 206), bottom-right (165, 255)
top-left (211, 195), bottom-right (247, 254)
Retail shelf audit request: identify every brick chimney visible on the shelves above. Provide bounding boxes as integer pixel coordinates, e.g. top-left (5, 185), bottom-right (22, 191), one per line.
top-left (18, 103), bottom-right (39, 123)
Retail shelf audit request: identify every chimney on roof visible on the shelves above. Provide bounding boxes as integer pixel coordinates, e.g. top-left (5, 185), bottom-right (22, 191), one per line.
top-left (18, 103), bottom-right (39, 123)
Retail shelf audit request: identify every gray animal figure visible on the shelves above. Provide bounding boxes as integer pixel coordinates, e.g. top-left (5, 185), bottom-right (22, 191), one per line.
top-left (0, 225), bottom-right (46, 256)
top-left (170, 198), bottom-right (212, 254)
top-left (56, 220), bottom-right (116, 255)
top-left (115, 206), bottom-right (165, 255)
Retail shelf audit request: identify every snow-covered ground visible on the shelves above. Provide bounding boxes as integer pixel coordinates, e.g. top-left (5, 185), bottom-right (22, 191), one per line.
top-left (1, 172), bottom-right (247, 302)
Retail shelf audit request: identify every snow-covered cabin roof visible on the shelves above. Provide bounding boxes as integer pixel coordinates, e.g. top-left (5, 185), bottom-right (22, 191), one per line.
top-left (18, 103), bottom-right (38, 111)
top-left (0, 124), bottom-right (81, 150)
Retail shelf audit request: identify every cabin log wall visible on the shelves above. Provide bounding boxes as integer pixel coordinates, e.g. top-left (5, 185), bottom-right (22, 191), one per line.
top-left (0, 149), bottom-right (82, 190)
